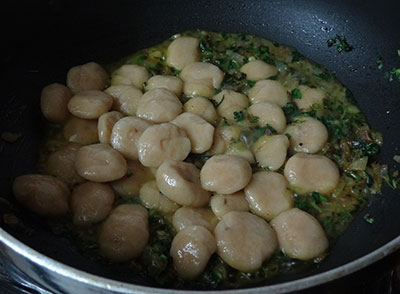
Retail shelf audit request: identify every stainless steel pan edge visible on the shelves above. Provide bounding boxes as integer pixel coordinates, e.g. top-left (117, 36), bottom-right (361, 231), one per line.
top-left (0, 227), bottom-right (399, 294)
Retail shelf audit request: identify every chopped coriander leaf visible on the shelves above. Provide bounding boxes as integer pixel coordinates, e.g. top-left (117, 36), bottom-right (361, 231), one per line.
top-left (377, 58), bottom-right (383, 70)
top-left (263, 166), bottom-right (271, 171)
top-left (363, 214), bottom-right (374, 224)
top-left (136, 55), bottom-right (145, 65)
top-left (311, 192), bottom-right (329, 203)
top-left (310, 202), bottom-right (322, 213)
top-left (246, 80), bottom-right (256, 87)
top-left (385, 67), bottom-right (400, 82)
top-left (327, 34), bottom-right (353, 53)
top-left (312, 103), bottom-right (321, 110)
top-left (212, 95), bottom-right (225, 108)
top-left (233, 110), bottom-right (246, 122)
top-left (383, 174), bottom-right (399, 189)
top-left (291, 88), bottom-right (302, 99)
top-left (250, 115), bottom-right (260, 123)
top-left (285, 133), bottom-right (291, 139)
top-left (316, 71), bottom-right (335, 80)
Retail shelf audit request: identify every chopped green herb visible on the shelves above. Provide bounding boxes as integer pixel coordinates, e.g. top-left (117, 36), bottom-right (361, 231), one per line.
top-left (310, 202), bottom-right (322, 213)
top-left (263, 166), bottom-right (271, 171)
top-left (246, 80), bottom-right (256, 87)
top-left (311, 192), bottom-right (329, 203)
top-left (233, 110), bottom-right (246, 122)
top-left (398, 49), bottom-right (400, 57)
top-left (383, 174), bottom-right (399, 189)
top-left (363, 214), bottom-right (374, 224)
top-left (136, 56), bottom-right (145, 65)
top-left (385, 67), bottom-right (400, 82)
top-left (312, 103), bottom-right (321, 110)
top-left (327, 34), bottom-right (353, 53)
top-left (212, 95), bottom-right (225, 108)
top-left (250, 115), bottom-right (260, 123)
top-left (316, 71), bottom-right (335, 80)
top-left (377, 58), bottom-right (383, 70)
top-left (291, 88), bottom-right (302, 99)
top-left (285, 133), bottom-right (291, 139)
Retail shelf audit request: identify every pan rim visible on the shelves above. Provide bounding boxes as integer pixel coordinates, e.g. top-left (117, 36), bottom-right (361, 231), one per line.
top-left (0, 227), bottom-right (399, 293)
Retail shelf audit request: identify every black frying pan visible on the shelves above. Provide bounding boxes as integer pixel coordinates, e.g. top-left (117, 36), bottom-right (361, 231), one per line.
top-left (1, 0), bottom-right (400, 291)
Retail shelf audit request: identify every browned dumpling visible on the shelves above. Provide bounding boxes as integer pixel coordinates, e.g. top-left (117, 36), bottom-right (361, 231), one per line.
top-left (170, 225), bottom-right (216, 279)
top-left (214, 211), bottom-right (278, 272)
top-left (13, 174), bottom-right (70, 217)
top-left (270, 208), bottom-right (329, 260)
top-left (98, 204), bottom-right (149, 262)
top-left (40, 83), bottom-right (72, 123)
top-left (71, 182), bottom-right (115, 226)
top-left (75, 143), bottom-right (127, 182)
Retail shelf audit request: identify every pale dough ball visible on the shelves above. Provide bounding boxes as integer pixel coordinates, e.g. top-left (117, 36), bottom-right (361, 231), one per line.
top-left (146, 75), bottom-right (183, 96)
top-left (75, 143), bottom-right (127, 182)
top-left (183, 97), bottom-right (217, 124)
top-left (67, 90), bottom-right (113, 119)
top-left (99, 204), bottom-right (149, 262)
top-left (136, 88), bottom-right (182, 123)
top-left (284, 152), bottom-right (340, 194)
top-left (156, 159), bottom-right (210, 207)
top-left (244, 171), bottom-right (293, 221)
top-left (171, 112), bottom-right (215, 154)
top-left (285, 116), bottom-right (328, 153)
top-left (247, 102), bottom-right (286, 133)
top-left (97, 111), bottom-right (124, 144)
top-left (270, 208), bottom-right (329, 260)
top-left (240, 60), bottom-right (278, 81)
top-left (170, 225), bottom-right (216, 279)
top-left (210, 191), bottom-right (249, 219)
top-left (181, 62), bottom-right (224, 97)
top-left (166, 36), bottom-right (200, 70)
top-left (110, 116), bottom-right (153, 160)
top-left (252, 134), bottom-right (289, 171)
top-left (295, 85), bottom-right (325, 110)
top-left (139, 180), bottom-right (180, 215)
top-left (137, 123), bottom-right (191, 168)
top-left (105, 85), bottom-right (143, 116)
top-left (248, 80), bottom-right (289, 106)
top-left (172, 207), bottom-right (218, 232)
top-left (200, 155), bottom-right (252, 194)
top-left (212, 89), bottom-right (249, 122)
top-left (214, 211), bottom-right (278, 272)
top-left (111, 64), bottom-right (150, 89)
top-left (111, 160), bottom-right (154, 199)
top-left (67, 62), bottom-right (109, 94)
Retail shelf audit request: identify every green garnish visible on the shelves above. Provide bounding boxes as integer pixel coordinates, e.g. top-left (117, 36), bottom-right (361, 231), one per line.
top-left (233, 110), bottom-right (245, 122)
top-left (246, 80), bottom-right (256, 87)
top-left (250, 115), bottom-right (260, 123)
top-left (136, 55), bottom-right (145, 65)
top-left (363, 214), bottom-right (374, 224)
top-left (327, 34), bottom-right (353, 53)
top-left (383, 174), bottom-right (399, 190)
top-left (377, 58), bottom-right (383, 70)
top-left (291, 88), bottom-right (302, 99)
top-left (263, 166), bottom-right (271, 171)
top-left (384, 67), bottom-right (400, 82)
top-left (212, 95), bottom-right (225, 108)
